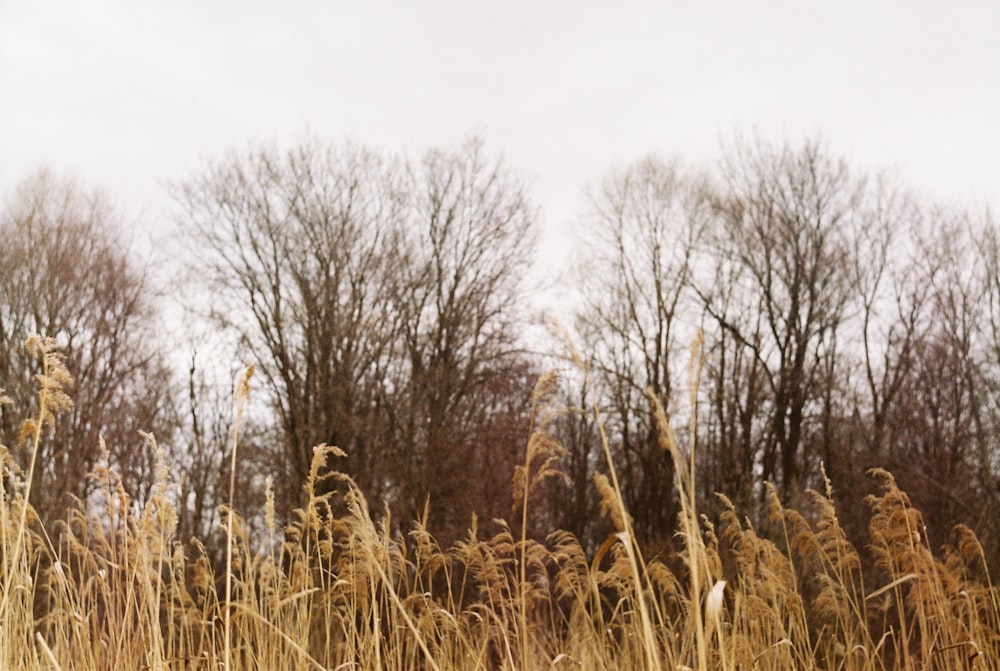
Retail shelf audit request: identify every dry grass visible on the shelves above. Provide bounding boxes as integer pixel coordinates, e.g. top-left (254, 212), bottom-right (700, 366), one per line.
top-left (1, 336), bottom-right (998, 670)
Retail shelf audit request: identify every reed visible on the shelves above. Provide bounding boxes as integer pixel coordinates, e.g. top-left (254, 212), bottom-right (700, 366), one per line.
top-left (1, 335), bottom-right (997, 669)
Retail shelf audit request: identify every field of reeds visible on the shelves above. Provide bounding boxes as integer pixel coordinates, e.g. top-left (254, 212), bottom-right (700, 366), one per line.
top-left (2, 337), bottom-right (998, 671)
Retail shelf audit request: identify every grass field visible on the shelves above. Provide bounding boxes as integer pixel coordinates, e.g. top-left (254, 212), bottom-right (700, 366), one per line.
top-left (1, 340), bottom-right (997, 670)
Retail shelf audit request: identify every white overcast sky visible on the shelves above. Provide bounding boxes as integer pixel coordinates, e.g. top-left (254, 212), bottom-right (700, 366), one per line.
top-left (2, 1), bottom-right (998, 258)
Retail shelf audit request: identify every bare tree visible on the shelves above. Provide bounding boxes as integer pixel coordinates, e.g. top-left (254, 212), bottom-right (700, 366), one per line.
top-left (882, 211), bottom-right (993, 549)
top-left (387, 139), bottom-right (539, 540)
top-left (572, 156), bottom-right (707, 548)
top-left (167, 345), bottom-right (252, 551)
top-left (697, 256), bottom-right (769, 516)
top-left (699, 138), bottom-right (863, 501)
top-left (546, 362), bottom-right (610, 552)
top-left (173, 140), bottom-right (406, 517)
top-left (174, 138), bottom-right (539, 539)
top-left (0, 168), bottom-right (172, 525)
top-left (970, 212), bottom-right (1000, 562)
top-left (561, 137), bottom-right (999, 560)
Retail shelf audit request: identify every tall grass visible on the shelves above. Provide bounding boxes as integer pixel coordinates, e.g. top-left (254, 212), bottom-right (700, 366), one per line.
top-left (1, 335), bottom-right (998, 670)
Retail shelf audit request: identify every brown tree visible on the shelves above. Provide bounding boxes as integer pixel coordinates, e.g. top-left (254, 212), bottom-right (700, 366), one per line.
top-left (572, 156), bottom-right (708, 549)
top-left (174, 138), bottom-right (539, 539)
top-left (173, 141), bottom-right (406, 518)
top-left (699, 138), bottom-right (863, 501)
top-left (881, 212), bottom-right (995, 552)
top-left (0, 168), bottom-right (173, 525)
top-left (172, 345), bottom-right (268, 552)
top-left (970, 212), bottom-right (1000, 563)
top-left (386, 139), bottom-right (539, 540)
top-left (543, 361), bottom-right (615, 552)
top-left (697, 261), bottom-right (769, 516)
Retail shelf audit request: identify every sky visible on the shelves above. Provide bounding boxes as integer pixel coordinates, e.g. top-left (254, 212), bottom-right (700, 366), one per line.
top-left (2, 1), bottom-right (999, 264)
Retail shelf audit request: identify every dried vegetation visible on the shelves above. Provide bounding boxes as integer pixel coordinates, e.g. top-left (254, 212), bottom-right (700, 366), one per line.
top-left (1, 336), bottom-right (997, 670)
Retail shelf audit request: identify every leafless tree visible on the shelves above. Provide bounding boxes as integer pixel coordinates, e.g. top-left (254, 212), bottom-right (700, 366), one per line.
top-left (699, 138), bottom-right (864, 501)
top-left (572, 156), bottom-right (708, 548)
top-left (0, 168), bottom-right (173, 525)
top-left (174, 138), bottom-right (539, 540)
top-left (883, 211), bottom-right (994, 550)
top-left (173, 141), bottom-right (406, 518)
top-left (970, 212), bottom-right (1000, 561)
top-left (696, 256), bottom-right (769, 516)
top-left (546, 362), bottom-right (610, 552)
top-left (805, 180), bottom-right (932, 540)
top-left (387, 139), bottom-right (539, 539)
top-left (846, 182), bottom-right (929, 459)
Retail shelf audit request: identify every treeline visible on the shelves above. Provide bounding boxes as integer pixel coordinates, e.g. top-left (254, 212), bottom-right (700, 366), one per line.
top-left (560, 141), bottom-right (1000, 567)
top-left (1, 136), bottom-right (998, 567)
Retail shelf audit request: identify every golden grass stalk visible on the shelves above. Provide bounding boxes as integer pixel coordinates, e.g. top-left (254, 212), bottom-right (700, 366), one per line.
top-left (224, 363), bottom-right (254, 671)
top-left (0, 336), bottom-right (999, 671)
top-left (0, 336), bottom-right (72, 670)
